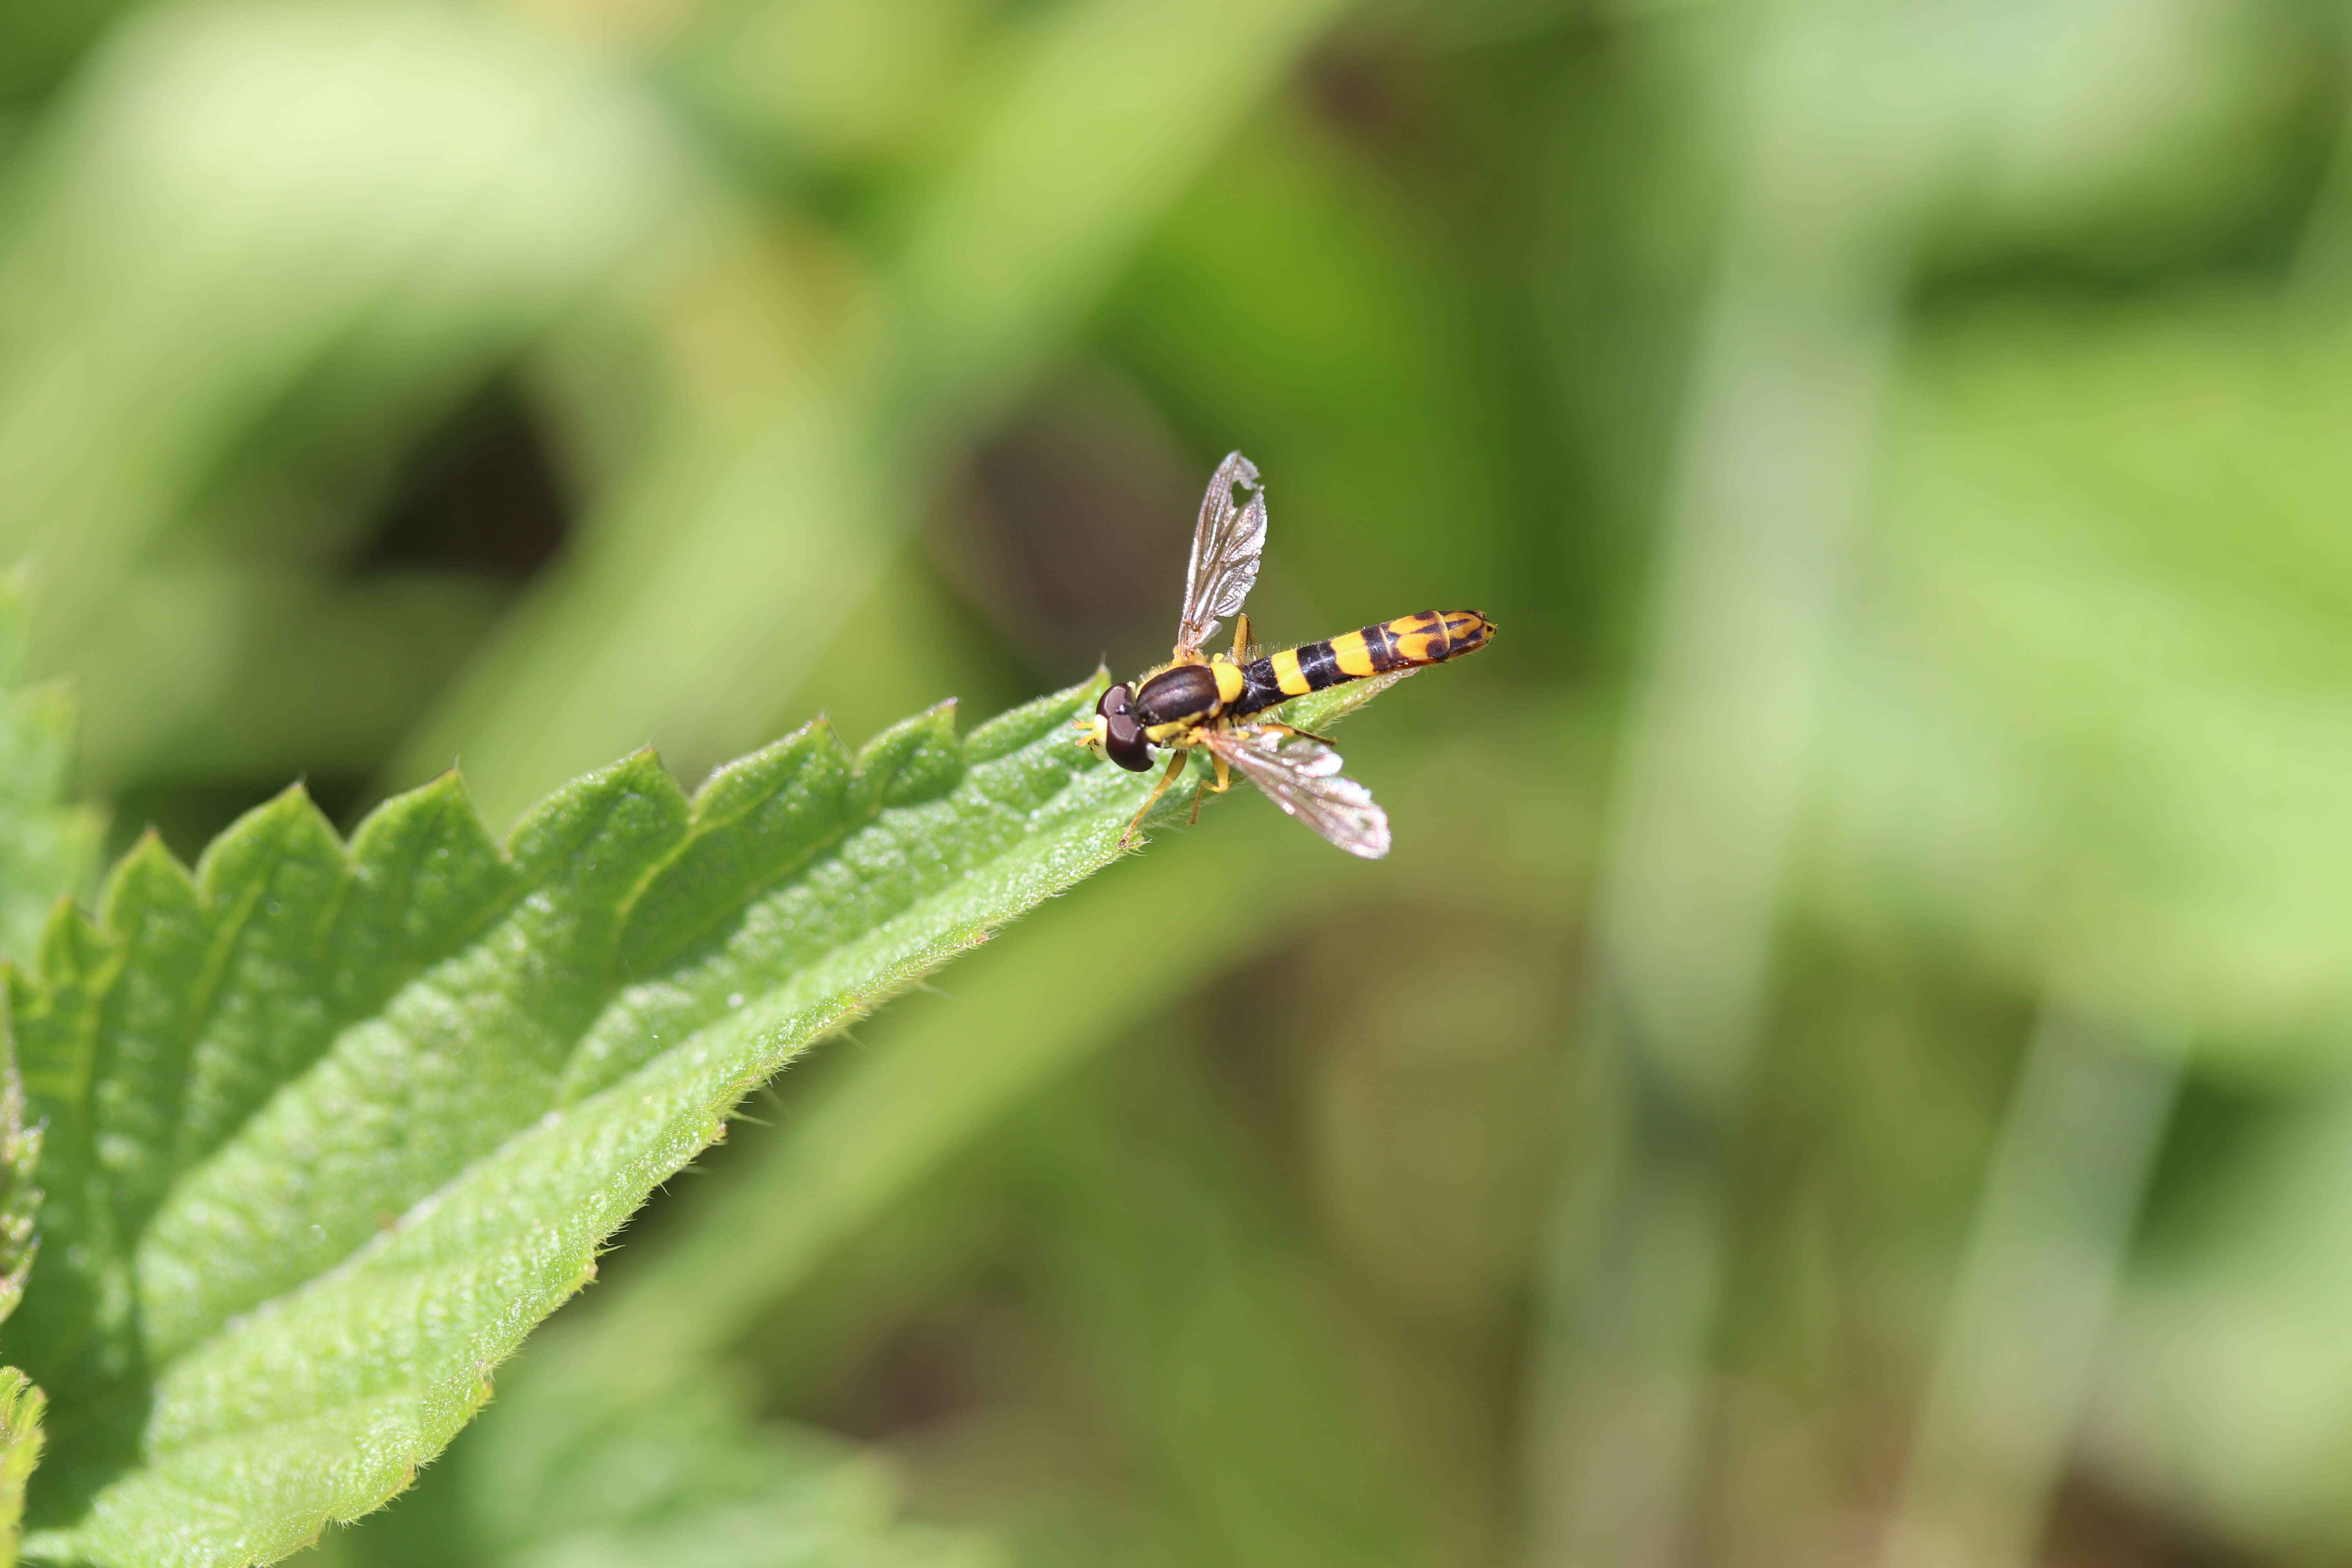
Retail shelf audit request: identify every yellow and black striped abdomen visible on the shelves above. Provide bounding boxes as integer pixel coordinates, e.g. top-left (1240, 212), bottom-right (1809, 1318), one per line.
top-left (1234, 610), bottom-right (1493, 718)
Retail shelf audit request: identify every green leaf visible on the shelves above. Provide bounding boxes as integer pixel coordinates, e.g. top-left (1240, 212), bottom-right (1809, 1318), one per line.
top-left (4, 668), bottom-right (1413, 1568)
top-left (0, 570), bottom-right (102, 967)
top-left (0, 560), bottom-right (97, 1568)
top-left (0, 1369), bottom-right (44, 1567)
top-left (454, 797), bottom-right (1346, 1547)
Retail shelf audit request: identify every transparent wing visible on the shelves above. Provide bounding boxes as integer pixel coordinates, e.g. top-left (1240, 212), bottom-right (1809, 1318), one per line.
top-left (1203, 727), bottom-right (1391, 859)
top-left (1176, 451), bottom-right (1267, 654)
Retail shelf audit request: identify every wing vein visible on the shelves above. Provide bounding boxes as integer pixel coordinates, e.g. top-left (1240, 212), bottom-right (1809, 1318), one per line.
top-left (1176, 452), bottom-right (1267, 655)
top-left (1202, 727), bottom-right (1390, 859)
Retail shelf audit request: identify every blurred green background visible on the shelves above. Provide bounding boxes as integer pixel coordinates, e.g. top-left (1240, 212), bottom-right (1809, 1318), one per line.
top-left (9, 0), bottom-right (2352, 1563)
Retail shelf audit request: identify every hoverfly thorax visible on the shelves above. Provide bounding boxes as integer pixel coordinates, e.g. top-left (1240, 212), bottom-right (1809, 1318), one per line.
top-left (1133, 662), bottom-right (1223, 736)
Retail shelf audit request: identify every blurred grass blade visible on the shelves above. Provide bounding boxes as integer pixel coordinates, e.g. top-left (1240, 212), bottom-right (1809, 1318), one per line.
top-left (1825, 284), bottom-right (2352, 1556)
top-left (1518, 0), bottom-right (2207, 1557)
top-left (886, 0), bottom-right (1352, 427)
top-left (1882, 1009), bottom-right (2180, 1568)
top-left (1526, 21), bottom-right (1905, 1568)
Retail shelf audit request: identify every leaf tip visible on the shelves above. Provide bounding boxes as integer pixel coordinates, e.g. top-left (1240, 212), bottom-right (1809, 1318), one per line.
top-left (857, 701), bottom-right (968, 809)
top-left (33, 895), bottom-right (104, 985)
top-left (100, 829), bottom-right (196, 931)
top-left (964, 673), bottom-right (1106, 762)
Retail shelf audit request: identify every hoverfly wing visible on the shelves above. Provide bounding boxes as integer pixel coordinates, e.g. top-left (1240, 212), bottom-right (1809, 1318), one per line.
top-left (1205, 726), bottom-right (1391, 859)
top-left (1176, 451), bottom-right (1267, 655)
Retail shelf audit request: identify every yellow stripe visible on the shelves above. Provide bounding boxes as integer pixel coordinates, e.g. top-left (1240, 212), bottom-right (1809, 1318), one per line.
top-left (1442, 611), bottom-right (1492, 651)
top-left (1272, 648), bottom-right (1310, 696)
top-left (1332, 632), bottom-right (1376, 678)
top-left (1381, 613), bottom-right (1427, 664)
top-left (1212, 659), bottom-right (1246, 705)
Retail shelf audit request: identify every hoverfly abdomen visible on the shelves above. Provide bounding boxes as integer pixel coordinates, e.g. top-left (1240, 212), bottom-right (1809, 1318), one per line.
top-left (1393, 609), bottom-right (1492, 664)
top-left (1234, 609), bottom-right (1493, 719)
top-left (1134, 662), bottom-right (1225, 734)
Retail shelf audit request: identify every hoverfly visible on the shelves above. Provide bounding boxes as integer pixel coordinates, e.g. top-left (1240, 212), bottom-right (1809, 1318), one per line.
top-left (1078, 451), bottom-right (1493, 858)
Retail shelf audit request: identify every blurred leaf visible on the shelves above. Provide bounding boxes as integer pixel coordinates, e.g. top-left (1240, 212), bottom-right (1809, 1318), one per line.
top-left (885, 0), bottom-right (1352, 424)
top-left (486, 1365), bottom-right (1005, 1568)
top-left (1898, 0), bottom-right (2323, 279)
top-left (1099, 105), bottom-right (1527, 637)
top-left (0, 0), bottom-right (701, 658)
top-left (63, 567), bottom-right (506, 800)
top-left (0, 0), bottom-right (134, 111)
top-left (396, 0), bottom-right (1354, 823)
top-left (386, 229), bottom-right (900, 823)
top-left (1799, 276), bottom-right (2352, 1556)
top-left (2093, 1069), bottom-right (2352, 1555)
top-left (0, 569), bottom-right (100, 965)
top-left (665, 0), bottom-right (993, 174)
top-left (1011, 1049), bottom-right (1435, 1568)
top-left (1819, 291), bottom-right (2352, 1049)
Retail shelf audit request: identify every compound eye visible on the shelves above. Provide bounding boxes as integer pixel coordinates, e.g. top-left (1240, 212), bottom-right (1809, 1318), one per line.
top-left (1105, 715), bottom-right (1151, 772)
top-left (1097, 683), bottom-right (1152, 772)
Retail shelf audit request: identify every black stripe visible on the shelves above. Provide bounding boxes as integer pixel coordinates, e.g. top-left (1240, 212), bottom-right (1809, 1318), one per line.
top-left (1357, 620), bottom-right (1401, 672)
top-left (1295, 639), bottom-right (1345, 691)
top-left (1237, 657), bottom-right (1288, 716)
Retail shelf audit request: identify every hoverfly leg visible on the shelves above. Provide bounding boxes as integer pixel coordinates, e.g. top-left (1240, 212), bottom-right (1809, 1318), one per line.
top-left (1252, 720), bottom-right (1335, 747)
top-left (1121, 749), bottom-right (1190, 848)
top-left (1229, 612), bottom-right (1254, 662)
top-left (1185, 748), bottom-right (1233, 827)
